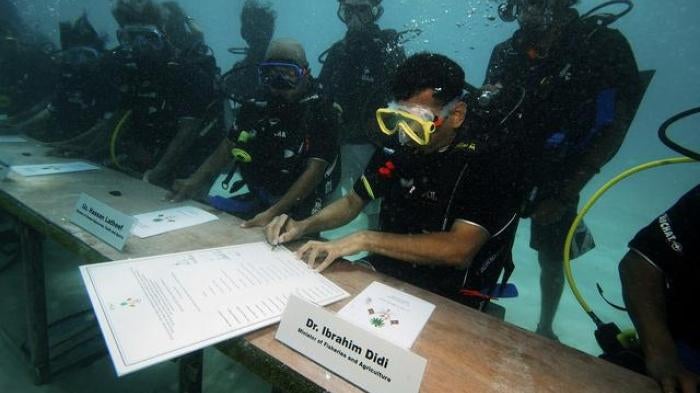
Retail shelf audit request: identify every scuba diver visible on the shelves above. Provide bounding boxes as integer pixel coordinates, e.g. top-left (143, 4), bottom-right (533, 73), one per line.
top-left (49, 0), bottom-right (221, 188)
top-left (484, 0), bottom-right (645, 340)
top-left (0, 1), bottom-right (57, 128)
top-left (223, 0), bottom-right (277, 102)
top-left (168, 39), bottom-right (342, 229)
top-left (318, 0), bottom-right (407, 231)
top-left (620, 185), bottom-right (700, 393)
top-left (160, 1), bottom-right (206, 54)
top-left (319, 0), bottom-right (406, 144)
top-left (265, 53), bottom-right (525, 312)
top-left (14, 14), bottom-right (118, 142)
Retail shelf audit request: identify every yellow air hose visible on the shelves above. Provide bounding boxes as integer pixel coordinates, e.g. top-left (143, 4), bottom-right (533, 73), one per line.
top-left (563, 156), bottom-right (697, 324)
top-left (110, 110), bottom-right (133, 170)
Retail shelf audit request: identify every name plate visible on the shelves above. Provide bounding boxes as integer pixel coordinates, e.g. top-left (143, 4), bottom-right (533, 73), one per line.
top-left (70, 193), bottom-right (135, 251)
top-left (276, 295), bottom-right (427, 393)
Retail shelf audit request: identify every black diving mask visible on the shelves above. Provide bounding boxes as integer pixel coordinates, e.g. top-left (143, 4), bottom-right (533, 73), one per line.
top-left (499, 0), bottom-right (556, 24)
top-left (338, 3), bottom-right (377, 25)
top-left (258, 62), bottom-right (307, 91)
top-left (117, 25), bottom-right (167, 54)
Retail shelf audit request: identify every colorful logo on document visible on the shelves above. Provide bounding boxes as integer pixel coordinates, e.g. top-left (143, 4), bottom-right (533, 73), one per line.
top-left (366, 297), bottom-right (399, 328)
top-left (110, 297), bottom-right (142, 310)
top-left (153, 213), bottom-right (176, 223)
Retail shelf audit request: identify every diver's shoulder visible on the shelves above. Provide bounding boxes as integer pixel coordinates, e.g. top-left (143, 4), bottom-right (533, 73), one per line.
top-left (325, 39), bottom-right (347, 55)
top-left (378, 28), bottom-right (400, 42)
top-left (574, 18), bottom-right (632, 46)
top-left (491, 37), bottom-right (516, 56)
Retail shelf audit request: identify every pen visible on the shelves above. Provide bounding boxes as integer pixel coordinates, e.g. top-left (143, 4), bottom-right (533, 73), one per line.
top-left (270, 215), bottom-right (290, 251)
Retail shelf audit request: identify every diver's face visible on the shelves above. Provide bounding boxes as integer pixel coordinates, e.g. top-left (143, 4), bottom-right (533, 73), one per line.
top-left (339, 1), bottom-right (376, 32)
top-left (516, 0), bottom-right (553, 32)
top-left (398, 89), bottom-right (465, 155)
top-left (270, 80), bottom-right (307, 102)
top-left (117, 25), bottom-right (171, 62)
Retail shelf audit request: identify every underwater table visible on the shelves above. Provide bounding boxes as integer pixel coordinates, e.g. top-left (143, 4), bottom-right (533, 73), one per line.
top-left (216, 261), bottom-right (659, 393)
top-left (0, 138), bottom-right (264, 384)
top-left (0, 139), bottom-right (658, 392)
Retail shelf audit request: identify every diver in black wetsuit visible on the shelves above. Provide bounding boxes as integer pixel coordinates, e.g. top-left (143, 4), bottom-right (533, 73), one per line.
top-left (223, 0), bottom-right (277, 103)
top-left (168, 39), bottom-right (341, 229)
top-left (15, 14), bottom-right (118, 143)
top-left (485, 0), bottom-right (644, 340)
top-left (0, 1), bottom-right (57, 128)
top-left (266, 53), bottom-right (526, 312)
top-left (318, 0), bottom-right (406, 230)
top-left (620, 185), bottom-right (700, 393)
top-left (48, 0), bottom-right (221, 188)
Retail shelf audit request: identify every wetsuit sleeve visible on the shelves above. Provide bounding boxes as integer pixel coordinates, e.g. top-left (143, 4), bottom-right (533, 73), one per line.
top-left (304, 101), bottom-right (340, 164)
top-left (628, 185), bottom-right (700, 274)
top-left (483, 41), bottom-right (511, 86)
top-left (352, 149), bottom-right (393, 202)
top-left (450, 156), bottom-right (520, 236)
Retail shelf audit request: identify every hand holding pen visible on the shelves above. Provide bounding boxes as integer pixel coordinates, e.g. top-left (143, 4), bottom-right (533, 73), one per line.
top-left (264, 214), bottom-right (306, 249)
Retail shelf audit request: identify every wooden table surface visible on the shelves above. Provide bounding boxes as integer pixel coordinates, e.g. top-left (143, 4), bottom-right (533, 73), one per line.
top-left (220, 262), bottom-right (659, 393)
top-left (0, 139), bottom-right (659, 392)
top-left (0, 140), bottom-right (264, 262)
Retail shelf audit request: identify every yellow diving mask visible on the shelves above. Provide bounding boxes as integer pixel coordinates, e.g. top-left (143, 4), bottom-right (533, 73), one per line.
top-left (376, 95), bottom-right (463, 146)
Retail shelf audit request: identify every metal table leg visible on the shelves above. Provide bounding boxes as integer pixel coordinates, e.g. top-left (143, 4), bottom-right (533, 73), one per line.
top-left (179, 350), bottom-right (204, 393)
top-left (19, 223), bottom-right (49, 384)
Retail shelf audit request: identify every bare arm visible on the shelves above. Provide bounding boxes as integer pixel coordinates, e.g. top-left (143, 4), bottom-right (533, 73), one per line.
top-left (168, 137), bottom-right (233, 202)
top-left (146, 117), bottom-right (204, 184)
top-left (297, 219), bottom-right (488, 272)
top-left (360, 222), bottom-right (487, 267)
top-left (620, 251), bottom-right (675, 361)
top-left (298, 190), bottom-right (366, 235)
top-left (264, 190), bottom-right (366, 245)
top-left (620, 250), bottom-right (699, 393)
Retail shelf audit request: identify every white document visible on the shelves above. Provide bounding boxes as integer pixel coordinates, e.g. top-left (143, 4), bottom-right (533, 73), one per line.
top-left (0, 135), bottom-right (27, 143)
top-left (70, 193), bottom-right (135, 251)
top-left (131, 206), bottom-right (219, 238)
top-left (79, 242), bottom-right (349, 376)
top-left (11, 162), bottom-right (99, 177)
top-left (337, 282), bottom-right (435, 349)
top-left (276, 296), bottom-right (427, 393)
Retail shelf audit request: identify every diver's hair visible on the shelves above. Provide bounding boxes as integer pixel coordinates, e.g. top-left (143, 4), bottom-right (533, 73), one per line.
top-left (391, 53), bottom-right (465, 106)
top-left (161, 1), bottom-right (205, 50)
top-left (59, 13), bottom-right (105, 51)
top-left (241, 0), bottom-right (276, 34)
top-left (112, 0), bottom-right (164, 28)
